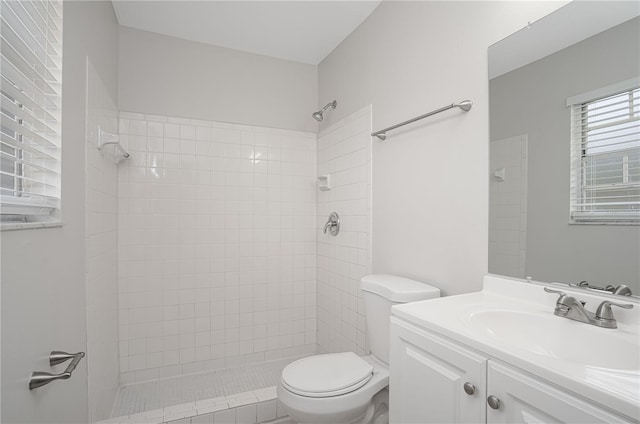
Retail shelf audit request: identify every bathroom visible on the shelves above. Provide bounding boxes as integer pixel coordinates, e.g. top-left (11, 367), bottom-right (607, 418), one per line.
top-left (1, 0), bottom-right (638, 423)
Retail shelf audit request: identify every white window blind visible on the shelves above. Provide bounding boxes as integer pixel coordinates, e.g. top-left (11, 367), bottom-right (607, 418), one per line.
top-left (0, 0), bottom-right (62, 222)
top-left (569, 86), bottom-right (640, 223)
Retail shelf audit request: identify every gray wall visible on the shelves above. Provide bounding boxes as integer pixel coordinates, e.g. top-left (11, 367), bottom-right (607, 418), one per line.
top-left (118, 27), bottom-right (318, 133)
top-left (317, 1), bottom-right (566, 295)
top-left (490, 17), bottom-right (640, 287)
top-left (1, 2), bottom-right (119, 422)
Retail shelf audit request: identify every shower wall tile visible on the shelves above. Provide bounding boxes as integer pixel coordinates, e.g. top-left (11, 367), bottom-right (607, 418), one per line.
top-left (316, 106), bottom-right (372, 355)
top-left (85, 60), bottom-right (121, 422)
top-left (489, 135), bottom-right (528, 278)
top-left (118, 112), bottom-right (317, 382)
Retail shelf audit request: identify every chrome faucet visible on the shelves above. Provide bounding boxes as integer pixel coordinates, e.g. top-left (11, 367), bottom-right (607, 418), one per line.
top-left (573, 280), bottom-right (633, 296)
top-left (544, 287), bottom-right (633, 329)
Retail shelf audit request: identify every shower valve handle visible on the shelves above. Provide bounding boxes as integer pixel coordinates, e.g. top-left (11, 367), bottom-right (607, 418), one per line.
top-left (324, 212), bottom-right (340, 236)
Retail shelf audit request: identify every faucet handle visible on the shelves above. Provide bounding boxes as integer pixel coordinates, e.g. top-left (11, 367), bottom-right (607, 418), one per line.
top-left (613, 285), bottom-right (633, 296)
top-left (544, 287), bottom-right (568, 301)
top-left (544, 287), bottom-right (565, 296)
top-left (323, 212), bottom-right (340, 236)
top-left (544, 287), bottom-right (572, 312)
top-left (595, 301), bottom-right (634, 321)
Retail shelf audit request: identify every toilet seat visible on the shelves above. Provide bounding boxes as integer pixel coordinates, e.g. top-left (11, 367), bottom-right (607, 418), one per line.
top-left (281, 352), bottom-right (374, 398)
top-left (277, 354), bottom-right (390, 424)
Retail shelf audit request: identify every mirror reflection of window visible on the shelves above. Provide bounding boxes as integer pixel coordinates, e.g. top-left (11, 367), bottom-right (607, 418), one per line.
top-left (570, 87), bottom-right (640, 223)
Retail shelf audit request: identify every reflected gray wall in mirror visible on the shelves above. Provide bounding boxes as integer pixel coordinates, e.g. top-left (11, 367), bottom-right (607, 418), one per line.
top-left (488, 1), bottom-right (640, 293)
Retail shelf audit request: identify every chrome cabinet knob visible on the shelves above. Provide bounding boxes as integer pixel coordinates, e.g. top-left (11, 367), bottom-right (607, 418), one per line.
top-left (463, 382), bottom-right (475, 395)
top-left (487, 395), bottom-right (501, 410)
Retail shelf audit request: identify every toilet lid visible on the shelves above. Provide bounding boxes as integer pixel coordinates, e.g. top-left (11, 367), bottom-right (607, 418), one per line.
top-left (281, 352), bottom-right (373, 398)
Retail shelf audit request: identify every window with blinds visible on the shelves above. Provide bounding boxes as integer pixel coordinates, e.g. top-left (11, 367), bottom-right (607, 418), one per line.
top-left (0, 0), bottom-right (62, 224)
top-left (569, 85), bottom-right (640, 224)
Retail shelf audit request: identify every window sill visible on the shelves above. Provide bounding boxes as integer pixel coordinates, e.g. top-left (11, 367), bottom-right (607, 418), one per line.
top-left (568, 221), bottom-right (640, 226)
top-left (1, 221), bottom-right (62, 231)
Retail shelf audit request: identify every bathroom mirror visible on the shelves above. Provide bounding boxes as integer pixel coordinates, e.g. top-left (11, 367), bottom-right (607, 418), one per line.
top-left (488, 1), bottom-right (640, 295)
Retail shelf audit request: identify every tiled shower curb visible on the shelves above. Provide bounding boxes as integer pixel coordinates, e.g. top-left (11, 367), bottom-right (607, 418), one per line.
top-left (98, 386), bottom-right (291, 424)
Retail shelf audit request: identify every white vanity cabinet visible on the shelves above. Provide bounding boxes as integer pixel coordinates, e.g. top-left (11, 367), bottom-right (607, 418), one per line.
top-left (390, 317), bottom-right (487, 423)
top-left (390, 317), bottom-right (634, 424)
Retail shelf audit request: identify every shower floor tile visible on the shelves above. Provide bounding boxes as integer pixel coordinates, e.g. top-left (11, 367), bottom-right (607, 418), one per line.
top-left (112, 357), bottom-right (299, 417)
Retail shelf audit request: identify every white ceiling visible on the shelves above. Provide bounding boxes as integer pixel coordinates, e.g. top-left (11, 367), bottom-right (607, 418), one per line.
top-left (489, 0), bottom-right (640, 79)
top-left (112, 1), bottom-right (381, 65)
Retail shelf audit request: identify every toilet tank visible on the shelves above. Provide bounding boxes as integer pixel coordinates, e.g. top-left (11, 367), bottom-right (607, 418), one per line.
top-left (361, 274), bottom-right (440, 364)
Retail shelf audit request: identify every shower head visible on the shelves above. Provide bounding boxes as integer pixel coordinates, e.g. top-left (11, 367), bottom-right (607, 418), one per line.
top-left (311, 111), bottom-right (324, 122)
top-left (312, 100), bottom-right (337, 122)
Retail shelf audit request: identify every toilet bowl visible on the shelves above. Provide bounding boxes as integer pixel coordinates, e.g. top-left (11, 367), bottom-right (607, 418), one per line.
top-left (277, 353), bottom-right (389, 424)
top-left (278, 275), bottom-right (440, 424)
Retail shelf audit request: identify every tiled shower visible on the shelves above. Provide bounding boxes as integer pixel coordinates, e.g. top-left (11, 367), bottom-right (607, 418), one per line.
top-left (316, 106), bottom-right (372, 356)
top-left (94, 105), bottom-right (372, 421)
top-left (116, 112), bottom-right (318, 384)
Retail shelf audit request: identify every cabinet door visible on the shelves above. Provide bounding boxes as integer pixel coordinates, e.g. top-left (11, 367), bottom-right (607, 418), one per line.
top-left (487, 361), bottom-right (631, 424)
top-left (390, 317), bottom-right (488, 424)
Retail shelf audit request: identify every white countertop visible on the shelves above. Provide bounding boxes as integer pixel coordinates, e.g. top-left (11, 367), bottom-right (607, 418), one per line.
top-left (391, 275), bottom-right (640, 421)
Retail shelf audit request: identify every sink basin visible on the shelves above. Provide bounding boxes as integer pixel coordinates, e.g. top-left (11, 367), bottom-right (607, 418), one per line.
top-left (466, 310), bottom-right (640, 371)
top-left (392, 275), bottom-right (640, 420)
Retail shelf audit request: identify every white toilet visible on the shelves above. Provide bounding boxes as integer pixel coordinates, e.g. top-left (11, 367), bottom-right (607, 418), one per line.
top-left (277, 274), bottom-right (440, 424)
